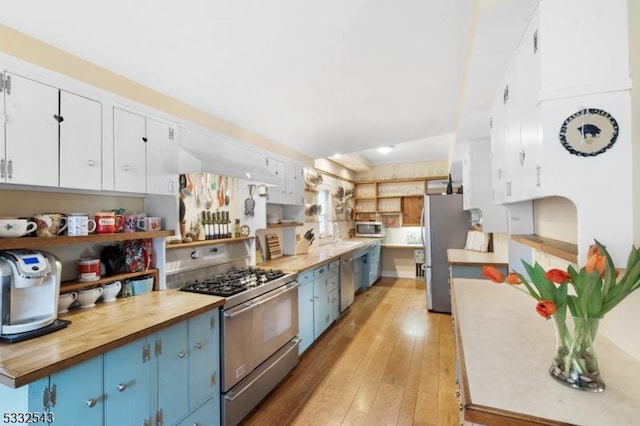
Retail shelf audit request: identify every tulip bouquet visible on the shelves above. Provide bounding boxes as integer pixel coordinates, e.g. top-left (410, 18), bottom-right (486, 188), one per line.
top-left (482, 240), bottom-right (640, 392)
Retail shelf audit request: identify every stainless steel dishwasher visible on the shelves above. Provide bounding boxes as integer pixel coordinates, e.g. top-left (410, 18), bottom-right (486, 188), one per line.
top-left (340, 254), bottom-right (355, 312)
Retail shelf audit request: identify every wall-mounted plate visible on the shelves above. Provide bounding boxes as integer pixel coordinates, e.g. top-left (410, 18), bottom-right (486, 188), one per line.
top-left (559, 108), bottom-right (618, 157)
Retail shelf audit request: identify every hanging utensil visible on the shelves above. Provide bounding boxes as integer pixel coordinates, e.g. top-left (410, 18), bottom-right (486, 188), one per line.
top-left (225, 176), bottom-right (230, 206)
top-left (218, 175), bottom-right (225, 207)
top-left (205, 174), bottom-right (213, 210)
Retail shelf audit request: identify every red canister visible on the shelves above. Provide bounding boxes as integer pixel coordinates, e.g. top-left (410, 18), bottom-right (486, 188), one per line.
top-left (77, 258), bottom-right (101, 282)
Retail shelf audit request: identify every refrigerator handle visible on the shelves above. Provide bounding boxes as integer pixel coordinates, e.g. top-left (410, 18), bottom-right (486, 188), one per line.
top-left (419, 207), bottom-right (425, 245)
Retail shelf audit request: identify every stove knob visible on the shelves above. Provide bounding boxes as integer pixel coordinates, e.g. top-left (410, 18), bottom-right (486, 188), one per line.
top-left (191, 250), bottom-right (199, 260)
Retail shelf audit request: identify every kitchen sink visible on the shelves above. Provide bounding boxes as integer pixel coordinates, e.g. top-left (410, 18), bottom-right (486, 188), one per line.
top-left (333, 240), bottom-right (362, 247)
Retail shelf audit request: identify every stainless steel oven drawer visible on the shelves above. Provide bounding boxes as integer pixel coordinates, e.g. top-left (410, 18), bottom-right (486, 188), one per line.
top-left (222, 338), bottom-right (300, 426)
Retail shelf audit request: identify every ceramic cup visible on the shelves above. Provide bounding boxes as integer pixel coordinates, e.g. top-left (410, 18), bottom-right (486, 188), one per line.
top-left (57, 292), bottom-right (78, 314)
top-left (0, 218), bottom-right (38, 238)
top-left (94, 212), bottom-right (124, 234)
top-left (77, 258), bottom-right (101, 282)
top-left (101, 281), bottom-right (122, 302)
top-left (123, 213), bottom-right (144, 233)
top-left (33, 213), bottom-right (67, 237)
top-left (137, 216), bottom-right (161, 231)
top-left (78, 287), bottom-right (103, 309)
top-left (67, 213), bottom-right (97, 236)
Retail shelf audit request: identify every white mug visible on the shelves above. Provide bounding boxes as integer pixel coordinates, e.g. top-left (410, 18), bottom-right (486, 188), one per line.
top-left (67, 213), bottom-right (97, 236)
top-left (78, 287), bottom-right (104, 309)
top-left (57, 292), bottom-right (78, 314)
top-left (137, 217), bottom-right (161, 231)
top-left (101, 281), bottom-right (122, 302)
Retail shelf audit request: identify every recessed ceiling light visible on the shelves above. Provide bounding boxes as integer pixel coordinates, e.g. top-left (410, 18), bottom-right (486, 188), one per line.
top-left (377, 146), bottom-right (393, 154)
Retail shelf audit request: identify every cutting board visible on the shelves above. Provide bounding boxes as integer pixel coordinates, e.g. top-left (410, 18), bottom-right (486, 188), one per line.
top-left (265, 234), bottom-right (282, 259)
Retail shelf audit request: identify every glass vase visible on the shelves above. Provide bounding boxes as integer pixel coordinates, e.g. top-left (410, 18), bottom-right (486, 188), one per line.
top-left (549, 315), bottom-right (605, 392)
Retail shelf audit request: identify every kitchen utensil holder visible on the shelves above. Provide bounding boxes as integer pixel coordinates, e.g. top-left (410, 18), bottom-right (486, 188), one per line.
top-left (295, 238), bottom-right (310, 255)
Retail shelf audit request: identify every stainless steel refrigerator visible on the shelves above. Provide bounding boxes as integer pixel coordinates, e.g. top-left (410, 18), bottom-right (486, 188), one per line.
top-left (420, 194), bottom-right (470, 313)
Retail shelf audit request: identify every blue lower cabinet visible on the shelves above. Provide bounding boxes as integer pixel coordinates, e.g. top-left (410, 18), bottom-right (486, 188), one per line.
top-left (104, 336), bottom-right (153, 426)
top-left (157, 321), bottom-right (189, 426)
top-left (298, 276), bottom-right (315, 355)
top-left (176, 397), bottom-right (217, 426)
top-left (368, 241), bottom-right (382, 286)
top-left (0, 308), bottom-right (222, 426)
top-left (19, 356), bottom-right (103, 425)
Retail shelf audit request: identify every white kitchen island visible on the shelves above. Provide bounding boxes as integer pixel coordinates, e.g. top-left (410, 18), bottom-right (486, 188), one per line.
top-left (452, 278), bottom-right (640, 426)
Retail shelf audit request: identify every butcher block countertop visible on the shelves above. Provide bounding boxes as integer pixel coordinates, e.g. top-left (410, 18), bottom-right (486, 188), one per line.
top-left (452, 278), bottom-right (640, 425)
top-left (259, 238), bottom-right (382, 272)
top-left (0, 291), bottom-right (224, 388)
top-left (447, 248), bottom-right (508, 266)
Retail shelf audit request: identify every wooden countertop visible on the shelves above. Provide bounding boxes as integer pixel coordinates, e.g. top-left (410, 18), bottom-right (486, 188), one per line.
top-left (0, 291), bottom-right (224, 388)
top-left (258, 238), bottom-right (382, 273)
top-left (447, 248), bottom-right (508, 266)
top-left (452, 279), bottom-right (640, 425)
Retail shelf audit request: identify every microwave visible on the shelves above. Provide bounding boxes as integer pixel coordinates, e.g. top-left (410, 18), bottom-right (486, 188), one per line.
top-left (355, 222), bottom-right (384, 237)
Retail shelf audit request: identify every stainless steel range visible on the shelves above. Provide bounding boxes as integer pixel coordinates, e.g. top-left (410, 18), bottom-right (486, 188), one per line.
top-left (165, 242), bottom-right (299, 426)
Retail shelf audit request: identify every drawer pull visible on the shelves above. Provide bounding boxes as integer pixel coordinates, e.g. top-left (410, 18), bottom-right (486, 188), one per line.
top-left (117, 383), bottom-right (127, 392)
top-left (178, 350), bottom-right (186, 358)
top-left (86, 398), bottom-right (97, 408)
top-left (195, 342), bottom-right (202, 350)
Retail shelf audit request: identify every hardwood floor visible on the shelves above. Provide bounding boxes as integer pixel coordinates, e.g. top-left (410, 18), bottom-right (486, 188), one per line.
top-left (242, 277), bottom-right (459, 426)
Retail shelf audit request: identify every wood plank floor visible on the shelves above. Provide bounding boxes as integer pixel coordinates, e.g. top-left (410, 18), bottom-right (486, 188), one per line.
top-left (242, 277), bottom-right (458, 426)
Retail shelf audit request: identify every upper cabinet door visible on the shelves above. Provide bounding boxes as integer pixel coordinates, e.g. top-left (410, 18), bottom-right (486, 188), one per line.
top-left (59, 90), bottom-right (103, 190)
top-left (146, 117), bottom-right (177, 195)
top-left (3, 72), bottom-right (59, 186)
top-left (113, 107), bottom-right (146, 193)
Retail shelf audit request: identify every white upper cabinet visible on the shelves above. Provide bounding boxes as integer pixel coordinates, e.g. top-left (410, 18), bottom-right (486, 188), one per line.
top-left (146, 117), bottom-right (177, 196)
top-left (2, 72), bottom-right (59, 186)
top-left (462, 139), bottom-right (509, 233)
top-left (265, 157), bottom-right (304, 205)
top-left (113, 107), bottom-right (147, 193)
top-left (286, 162), bottom-right (304, 205)
top-left (489, 0), bottom-right (630, 205)
top-left (1, 72), bottom-right (103, 190)
top-left (113, 107), bottom-right (178, 195)
top-left (59, 90), bottom-right (102, 190)
top-left (265, 157), bottom-right (286, 203)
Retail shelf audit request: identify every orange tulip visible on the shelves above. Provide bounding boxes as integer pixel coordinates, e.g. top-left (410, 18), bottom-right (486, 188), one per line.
top-left (481, 265), bottom-right (505, 283)
top-left (545, 269), bottom-right (571, 284)
top-left (505, 272), bottom-right (521, 285)
top-left (585, 251), bottom-right (606, 276)
top-left (535, 300), bottom-right (556, 318)
top-left (587, 244), bottom-right (601, 259)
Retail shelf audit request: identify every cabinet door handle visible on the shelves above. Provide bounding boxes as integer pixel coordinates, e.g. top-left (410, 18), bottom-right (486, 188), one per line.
top-left (117, 383), bottom-right (127, 392)
top-left (124, 165), bottom-right (131, 172)
top-left (7, 160), bottom-right (12, 179)
top-left (194, 342), bottom-right (202, 350)
top-left (53, 114), bottom-right (64, 123)
top-left (88, 160), bottom-right (95, 167)
top-left (49, 384), bottom-right (57, 407)
top-left (178, 350), bottom-right (186, 358)
top-left (86, 398), bottom-right (97, 408)
top-left (0, 159), bottom-right (5, 179)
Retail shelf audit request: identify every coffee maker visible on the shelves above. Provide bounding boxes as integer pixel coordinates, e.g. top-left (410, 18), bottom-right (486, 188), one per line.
top-left (0, 249), bottom-right (70, 343)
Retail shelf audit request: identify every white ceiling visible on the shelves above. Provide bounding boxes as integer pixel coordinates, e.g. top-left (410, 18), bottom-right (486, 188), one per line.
top-left (1, 0), bottom-right (538, 172)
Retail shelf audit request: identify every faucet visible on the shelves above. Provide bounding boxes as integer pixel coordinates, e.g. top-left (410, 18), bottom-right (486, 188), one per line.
top-left (332, 222), bottom-right (342, 245)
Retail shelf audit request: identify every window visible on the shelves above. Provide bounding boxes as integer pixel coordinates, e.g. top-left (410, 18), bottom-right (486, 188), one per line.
top-left (317, 187), bottom-right (330, 236)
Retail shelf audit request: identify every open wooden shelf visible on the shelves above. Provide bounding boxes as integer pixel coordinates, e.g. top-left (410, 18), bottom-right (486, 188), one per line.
top-left (511, 234), bottom-right (578, 263)
top-left (267, 222), bottom-right (304, 229)
top-left (60, 269), bottom-right (159, 292)
top-left (0, 230), bottom-right (174, 250)
top-left (166, 236), bottom-right (252, 249)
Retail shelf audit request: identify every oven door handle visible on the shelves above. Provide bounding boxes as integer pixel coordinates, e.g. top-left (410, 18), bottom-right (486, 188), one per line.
top-left (223, 301), bottom-right (256, 318)
top-left (223, 282), bottom-right (300, 318)
top-left (251, 282), bottom-right (300, 308)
